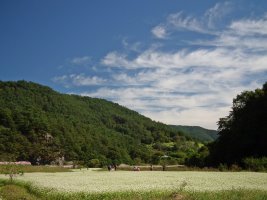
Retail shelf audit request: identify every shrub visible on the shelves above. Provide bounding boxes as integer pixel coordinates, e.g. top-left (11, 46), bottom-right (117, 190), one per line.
top-left (218, 163), bottom-right (228, 171)
top-left (230, 164), bottom-right (241, 171)
top-left (0, 164), bottom-right (24, 182)
top-left (88, 159), bottom-right (101, 168)
top-left (243, 157), bottom-right (267, 171)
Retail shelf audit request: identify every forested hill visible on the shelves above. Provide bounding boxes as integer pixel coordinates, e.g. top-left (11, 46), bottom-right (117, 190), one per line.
top-left (170, 125), bottom-right (218, 143)
top-left (0, 80), bottom-right (199, 166)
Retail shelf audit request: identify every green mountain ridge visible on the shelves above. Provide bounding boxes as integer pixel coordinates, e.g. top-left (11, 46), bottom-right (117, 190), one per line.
top-left (170, 125), bottom-right (218, 143)
top-left (0, 80), bottom-right (201, 166)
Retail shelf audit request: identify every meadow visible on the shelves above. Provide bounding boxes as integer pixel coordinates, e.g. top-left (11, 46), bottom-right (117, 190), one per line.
top-left (1, 169), bottom-right (267, 199)
top-left (13, 169), bottom-right (267, 192)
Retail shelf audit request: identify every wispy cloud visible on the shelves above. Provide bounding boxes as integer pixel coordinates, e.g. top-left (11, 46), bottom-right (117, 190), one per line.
top-left (54, 4), bottom-right (267, 129)
top-left (101, 52), bottom-right (134, 68)
top-left (122, 39), bottom-right (142, 52)
top-left (151, 25), bottom-right (168, 39)
top-left (151, 2), bottom-right (233, 38)
top-left (229, 14), bottom-right (267, 36)
top-left (102, 48), bottom-right (266, 71)
top-left (192, 14), bottom-right (267, 51)
top-left (53, 74), bottom-right (106, 87)
top-left (167, 12), bottom-right (209, 34)
top-left (204, 2), bottom-right (233, 28)
top-left (70, 56), bottom-right (91, 65)
top-left (99, 10), bottom-right (266, 129)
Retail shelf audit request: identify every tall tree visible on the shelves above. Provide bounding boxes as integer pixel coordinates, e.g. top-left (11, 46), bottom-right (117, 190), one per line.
top-left (209, 82), bottom-right (267, 166)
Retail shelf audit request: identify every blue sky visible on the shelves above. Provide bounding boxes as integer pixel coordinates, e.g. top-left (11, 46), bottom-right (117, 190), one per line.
top-left (1, 0), bottom-right (267, 129)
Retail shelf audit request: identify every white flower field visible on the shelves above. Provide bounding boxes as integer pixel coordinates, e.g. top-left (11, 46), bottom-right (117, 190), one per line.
top-left (4, 169), bottom-right (267, 193)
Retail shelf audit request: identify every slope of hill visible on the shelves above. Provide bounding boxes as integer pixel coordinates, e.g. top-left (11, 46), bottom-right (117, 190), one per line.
top-left (0, 81), bottom-right (199, 166)
top-left (170, 125), bottom-right (218, 143)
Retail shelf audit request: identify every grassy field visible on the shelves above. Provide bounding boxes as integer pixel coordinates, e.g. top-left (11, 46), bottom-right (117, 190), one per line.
top-left (12, 169), bottom-right (267, 192)
top-left (0, 169), bottom-right (267, 199)
top-left (0, 165), bottom-right (71, 173)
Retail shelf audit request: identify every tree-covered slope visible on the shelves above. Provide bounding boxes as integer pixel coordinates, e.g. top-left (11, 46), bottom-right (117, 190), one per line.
top-left (0, 81), bottom-right (199, 166)
top-left (170, 125), bottom-right (218, 143)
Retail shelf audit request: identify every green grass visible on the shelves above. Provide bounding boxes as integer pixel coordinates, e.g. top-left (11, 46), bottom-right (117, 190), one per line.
top-left (8, 170), bottom-right (266, 192)
top-left (186, 190), bottom-right (267, 200)
top-left (0, 184), bottom-right (37, 200)
top-left (0, 179), bottom-right (267, 200)
top-left (0, 165), bottom-right (71, 173)
top-left (1, 170), bottom-right (267, 200)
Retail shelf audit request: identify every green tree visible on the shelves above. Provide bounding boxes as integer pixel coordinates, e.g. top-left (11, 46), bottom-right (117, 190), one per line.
top-left (209, 82), bottom-right (267, 166)
top-left (0, 164), bottom-right (24, 182)
top-left (88, 159), bottom-right (101, 168)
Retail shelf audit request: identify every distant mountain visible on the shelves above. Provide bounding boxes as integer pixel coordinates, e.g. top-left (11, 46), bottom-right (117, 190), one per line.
top-left (0, 81), bottom-right (200, 166)
top-left (170, 125), bottom-right (218, 143)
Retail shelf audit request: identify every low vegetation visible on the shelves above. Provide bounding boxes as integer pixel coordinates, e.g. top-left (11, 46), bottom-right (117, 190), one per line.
top-left (0, 165), bottom-right (71, 174)
top-left (1, 170), bottom-right (266, 193)
top-left (0, 184), bottom-right (37, 200)
top-left (0, 174), bottom-right (267, 200)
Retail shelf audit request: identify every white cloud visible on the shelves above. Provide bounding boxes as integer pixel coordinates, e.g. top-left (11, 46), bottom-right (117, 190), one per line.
top-left (142, 106), bottom-right (229, 129)
top-left (53, 75), bottom-right (68, 82)
top-left (81, 78), bottom-right (261, 129)
top-left (122, 39), bottom-right (142, 52)
top-left (205, 2), bottom-right (233, 28)
top-left (53, 74), bottom-right (106, 87)
top-left (71, 56), bottom-right (91, 65)
top-left (96, 12), bottom-right (267, 129)
top-left (101, 52), bottom-right (133, 68)
top-left (69, 74), bottom-right (106, 86)
top-left (112, 73), bottom-right (146, 86)
top-left (200, 34), bottom-right (267, 51)
top-left (151, 25), bottom-right (168, 39)
top-left (56, 5), bottom-right (267, 129)
top-left (229, 14), bottom-right (267, 36)
top-left (81, 80), bottom-right (260, 129)
top-left (191, 14), bottom-right (267, 51)
top-left (102, 47), bottom-right (267, 71)
top-left (167, 12), bottom-right (208, 34)
top-left (151, 2), bottom-right (233, 37)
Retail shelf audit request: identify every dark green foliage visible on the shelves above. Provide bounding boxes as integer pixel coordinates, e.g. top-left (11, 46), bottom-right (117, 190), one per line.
top-left (0, 80), bottom-right (196, 165)
top-left (88, 159), bottom-right (101, 168)
top-left (185, 146), bottom-right (210, 167)
top-left (170, 125), bottom-right (218, 142)
top-left (243, 157), bottom-right (267, 171)
top-left (209, 82), bottom-right (267, 166)
top-left (0, 164), bottom-right (24, 182)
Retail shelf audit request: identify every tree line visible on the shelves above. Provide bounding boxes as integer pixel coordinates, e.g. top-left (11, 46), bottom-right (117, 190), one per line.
top-left (0, 80), bottom-right (266, 170)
